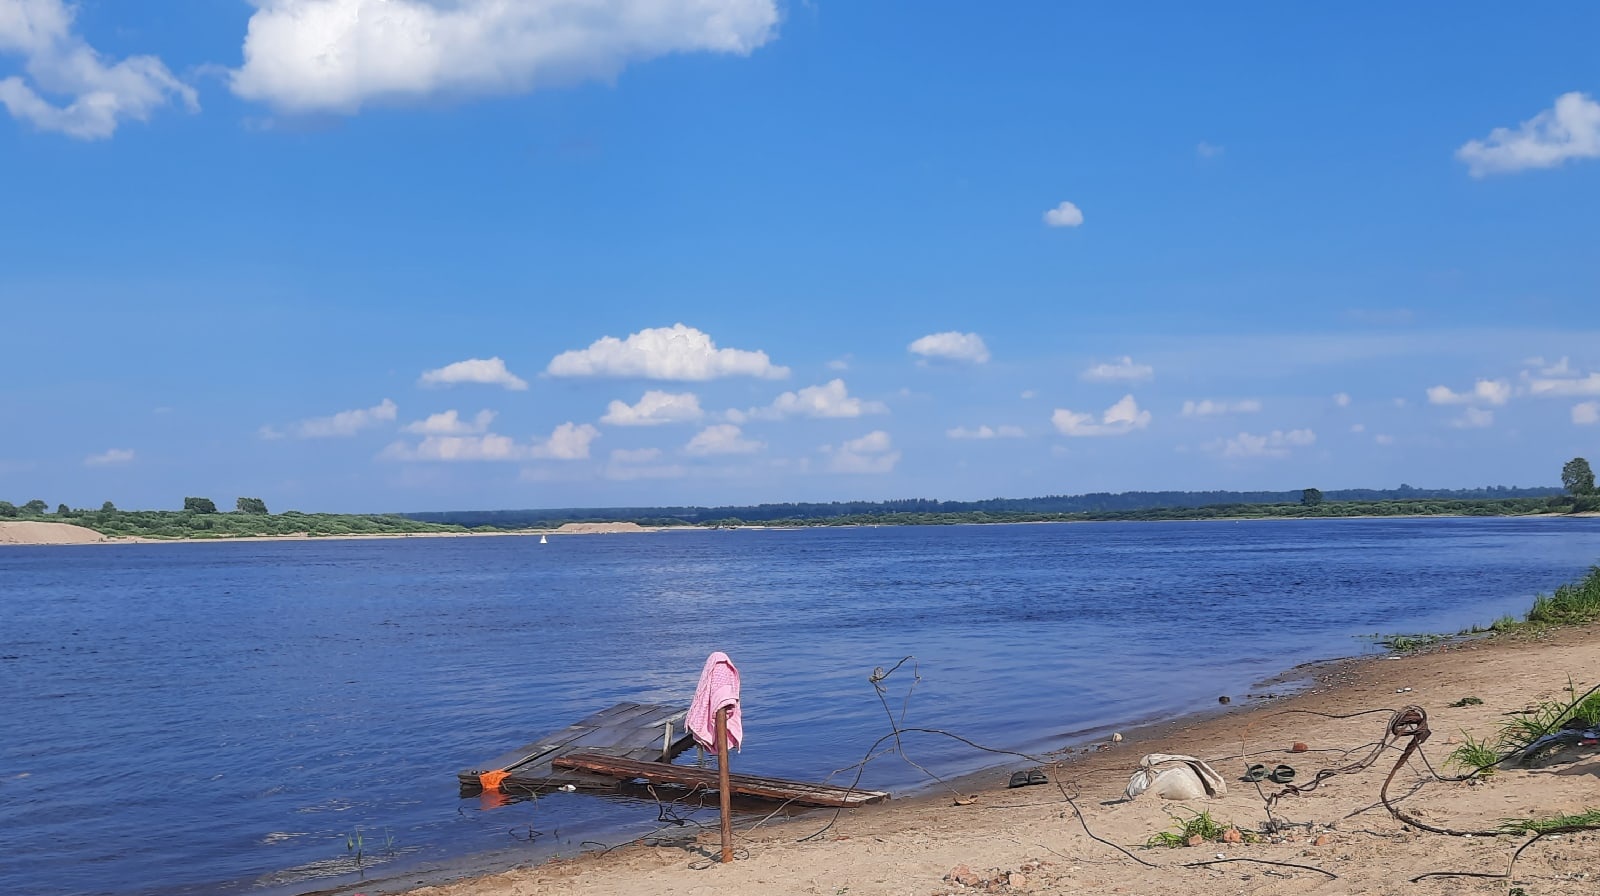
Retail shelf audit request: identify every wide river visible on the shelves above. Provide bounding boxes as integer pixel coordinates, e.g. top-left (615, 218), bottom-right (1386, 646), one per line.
top-left (3, 517), bottom-right (1599, 895)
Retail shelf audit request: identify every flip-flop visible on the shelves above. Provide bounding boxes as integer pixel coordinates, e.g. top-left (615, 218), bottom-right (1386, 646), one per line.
top-left (1007, 771), bottom-right (1030, 788)
top-left (1269, 764), bottom-right (1296, 784)
top-left (1243, 763), bottom-right (1268, 782)
top-left (1026, 770), bottom-right (1048, 786)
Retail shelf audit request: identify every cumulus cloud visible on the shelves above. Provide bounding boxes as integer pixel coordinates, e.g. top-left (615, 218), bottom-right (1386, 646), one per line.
top-left (825, 430), bottom-right (900, 474)
top-left (230, 0), bottom-right (780, 113)
top-left (1181, 399), bottom-right (1262, 417)
top-left (1457, 92), bottom-right (1600, 177)
top-left (1051, 395), bottom-right (1151, 437)
top-left (532, 422), bottom-right (600, 460)
top-left (1219, 429), bottom-right (1316, 459)
top-left (1426, 379), bottom-right (1512, 406)
top-left (1042, 200), bottom-right (1083, 227)
top-left (685, 423), bottom-right (763, 456)
top-left (601, 390), bottom-right (705, 426)
top-left (403, 409), bottom-right (496, 435)
top-left (0, 0), bottom-right (197, 139)
top-left (1524, 356), bottom-right (1577, 378)
top-left (947, 424), bottom-right (1025, 440)
top-left (1451, 408), bottom-right (1495, 429)
top-left (908, 331), bottom-right (990, 365)
top-left (1528, 373), bottom-right (1600, 397)
top-left (1081, 356), bottom-right (1154, 383)
top-left (84, 448), bottom-right (134, 466)
top-left (746, 379), bottom-right (886, 420)
top-left (1572, 402), bottom-right (1599, 426)
top-left (548, 323), bottom-right (787, 381)
top-left (271, 398), bottom-right (398, 439)
top-left (418, 357), bottom-right (528, 390)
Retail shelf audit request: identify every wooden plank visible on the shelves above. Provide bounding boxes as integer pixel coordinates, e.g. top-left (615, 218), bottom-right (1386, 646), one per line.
top-left (460, 702), bottom-right (692, 788)
top-left (552, 753), bottom-right (890, 808)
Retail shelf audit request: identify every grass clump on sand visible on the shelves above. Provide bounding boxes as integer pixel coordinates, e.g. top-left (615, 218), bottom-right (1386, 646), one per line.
top-left (1144, 809), bottom-right (1239, 848)
top-left (1446, 732), bottom-right (1501, 776)
top-left (1498, 808), bottom-right (1600, 834)
top-left (1526, 565), bottom-right (1600, 625)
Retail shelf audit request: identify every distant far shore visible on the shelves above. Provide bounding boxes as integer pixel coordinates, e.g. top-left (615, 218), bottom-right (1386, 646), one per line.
top-left (0, 520), bottom-right (696, 546)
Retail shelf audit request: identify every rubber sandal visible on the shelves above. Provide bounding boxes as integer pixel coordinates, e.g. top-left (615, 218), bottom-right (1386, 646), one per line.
top-left (1007, 771), bottom-right (1030, 788)
top-left (1243, 763), bottom-right (1268, 782)
top-left (1269, 764), bottom-right (1296, 784)
top-left (1026, 770), bottom-right (1048, 786)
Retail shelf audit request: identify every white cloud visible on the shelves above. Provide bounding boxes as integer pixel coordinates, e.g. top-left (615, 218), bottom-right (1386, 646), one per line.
top-left (685, 423), bottom-right (763, 456)
top-left (418, 357), bottom-right (528, 390)
top-left (1524, 356), bottom-right (1577, 378)
top-left (1457, 92), bottom-right (1600, 177)
top-left (1052, 395), bottom-right (1152, 437)
top-left (1181, 399), bottom-right (1262, 417)
top-left (825, 430), bottom-right (900, 474)
top-left (402, 409), bottom-right (496, 435)
top-left (825, 357), bottom-right (850, 371)
top-left (1333, 392), bottom-right (1351, 407)
top-left (947, 424), bottom-right (1025, 440)
top-left (84, 448), bottom-right (134, 467)
top-left (601, 390), bottom-right (705, 426)
top-left (1573, 402), bottom-right (1599, 426)
top-left (1081, 356), bottom-right (1154, 383)
top-left (532, 422), bottom-right (600, 460)
top-left (230, 0), bottom-right (779, 113)
top-left (274, 398), bottom-right (398, 439)
top-left (0, 0), bottom-right (196, 139)
top-left (1528, 373), bottom-right (1600, 397)
top-left (548, 323), bottom-right (788, 381)
top-left (908, 331), bottom-right (990, 365)
top-left (1042, 200), bottom-right (1083, 228)
top-left (1452, 407), bottom-right (1494, 429)
top-left (750, 379), bottom-right (886, 420)
top-left (1219, 429), bottom-right (1316, 458)
top-left (1426, 379), bottom-right (1511, 406)
top-left (381, 432), bottom-right (523, 461)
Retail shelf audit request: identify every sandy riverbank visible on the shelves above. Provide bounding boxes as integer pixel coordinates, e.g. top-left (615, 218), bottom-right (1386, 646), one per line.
top-left (392, 624), bottom-right (1599, 896)
top-left (0, 520), bottom-right (686, 545)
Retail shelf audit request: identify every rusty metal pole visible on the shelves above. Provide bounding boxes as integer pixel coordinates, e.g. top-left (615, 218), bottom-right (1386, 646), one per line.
top-left (716, 705), bottom-right (733, 863)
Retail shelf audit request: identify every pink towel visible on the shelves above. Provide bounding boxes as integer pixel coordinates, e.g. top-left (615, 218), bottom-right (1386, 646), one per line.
top-left (686, 651), bottom-right (742, 752)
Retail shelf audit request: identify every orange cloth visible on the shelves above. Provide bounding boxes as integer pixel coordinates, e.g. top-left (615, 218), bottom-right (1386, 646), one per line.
top-left (478, 769), bottom-right (509, 791)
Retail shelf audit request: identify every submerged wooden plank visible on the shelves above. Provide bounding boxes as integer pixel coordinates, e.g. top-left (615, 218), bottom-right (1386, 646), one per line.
top-left (460, 702), bottom-right (693, 790)
top-left (552, 753), bottom-right (890, 808)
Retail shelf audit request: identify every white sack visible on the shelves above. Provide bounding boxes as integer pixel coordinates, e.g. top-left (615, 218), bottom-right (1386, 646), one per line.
top-left (1123, 753), bottom-right (1227, 801)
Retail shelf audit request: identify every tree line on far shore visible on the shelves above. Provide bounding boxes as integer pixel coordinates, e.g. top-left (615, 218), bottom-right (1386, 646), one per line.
top-left (0, 496), bottom-right (469, 539)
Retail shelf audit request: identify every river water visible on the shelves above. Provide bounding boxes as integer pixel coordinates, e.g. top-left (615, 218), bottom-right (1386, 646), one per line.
top-left (3, 517), bottom-right (1598, 895)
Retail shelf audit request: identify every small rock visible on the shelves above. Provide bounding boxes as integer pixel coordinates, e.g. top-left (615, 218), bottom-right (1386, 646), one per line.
top-left (1290, 742), bottom-right (1308, 753)
top-left (1111, 732), bottom-right (1123, 742)
top-left (1218, 695), bottom-right (1231, 704)
top-left (945, 863), bottom-right (980, 887)
top-left (1313, 834), bottom-right (1331, 846)
top-left (1222, 828), bottom-right (1243, 843)
top-left (1186, 834), bottom-right (1204, 847)
top-left (1008, 871), bottom-right (1028, 888)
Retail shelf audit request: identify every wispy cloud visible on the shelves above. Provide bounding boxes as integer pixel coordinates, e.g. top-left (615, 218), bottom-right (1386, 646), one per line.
top-left (418, 357), bottom-right (529, 390)
top-left (1527, 373), bottom-right (1600, 397)
top-left (601, 390), bottom-right (705, 426)
top-left (947, 424), bottom-right (1025, 440)
top-left (1457, 92), bottom-right (1600, 177)
top-left (1081, 356), bottom-right (1154, 383)
top-left (403, 409), bottom-right (496, 435)
top-left (685, 424), bottom-right (763, 456)
top-left (1426, 379), bottom-right (1511, 406)
top-left (1333, 392), bottom-right (1351, 407)
top-left (547, 324), bottom-right (788, 381)
top-left (0, 0), bottom-right (196, 139)
top-left (84, 448), bottom-right (134, 467)
top-left (1451, 408), bottom-right (1495, 429)
top-left (824, 430), bottom-right (900, 473)
top-left (1572, 402), bottom-right (1598, 426)
top-left (1052, 395), bottom-right (1151, 437)
top-left (1216, 429), bottom-right (1316, 458)
top-left (381, 421), bottom-right (598, 461)
top-left (1181, 399), bottom-right (1262, 417)
top-left (908, 331), bottom-right (990, 365)
top-left (266, 399), bottom-right (398, 439)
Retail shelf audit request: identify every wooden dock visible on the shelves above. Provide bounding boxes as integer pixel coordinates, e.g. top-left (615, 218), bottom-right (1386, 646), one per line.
top-left (459, 702), bottom-right (695, 794)
top-left (459, 701), bottom-right (890, 809)
top-left (553, 753), bottom-right (889, 808)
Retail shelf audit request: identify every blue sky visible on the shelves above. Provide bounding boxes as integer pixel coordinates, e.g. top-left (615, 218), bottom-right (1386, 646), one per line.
top-left (3, 1), bottom-right (1598, 513)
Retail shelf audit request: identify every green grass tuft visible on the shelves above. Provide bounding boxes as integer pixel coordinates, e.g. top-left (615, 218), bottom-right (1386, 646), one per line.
top-left (1144, 809), bottom-right (1234, 848)
top-left (1446, 732), bottom-right (1500, 776)
top-left (1497, 808), bottom-right (1600, 834)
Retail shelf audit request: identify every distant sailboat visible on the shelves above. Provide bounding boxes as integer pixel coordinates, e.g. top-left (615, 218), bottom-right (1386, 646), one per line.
top-left (540, 534), bottom-right (548, 544)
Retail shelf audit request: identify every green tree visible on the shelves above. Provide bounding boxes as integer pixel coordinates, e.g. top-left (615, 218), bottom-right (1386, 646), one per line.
top-left (236, 497), bottom-right (269, 514)
top-left (183, 497), bottom-right (218, 514)
top-left (1301, 488), bottom-right (1324, 507)
top-left (0, 501), bottom-right (16, 517)
top-left (102, 501), bottom-right (116, 513)
top-left (56, 503), bottom-right (70, 516)
top-left (22, 499), bottom-right (47, 515)
top-left (1562, 458), bottom-right (1595, 496)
